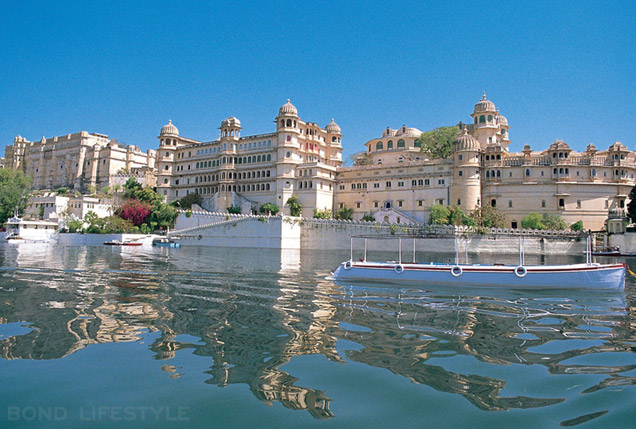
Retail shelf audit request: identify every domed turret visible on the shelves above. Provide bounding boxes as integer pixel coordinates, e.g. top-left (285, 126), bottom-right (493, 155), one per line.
top-left (160, 120), bottom-right (179, 136)
top-left (473, 92), bottom-right (496, 113)
top-left (279, 99), bottom-right (298, 116)
top-left (220, 116), bottom-right (241, 128)
top-left (452, 128), bottom-right (480, 152)
top-left (325, 118), bottom-right (341, 134)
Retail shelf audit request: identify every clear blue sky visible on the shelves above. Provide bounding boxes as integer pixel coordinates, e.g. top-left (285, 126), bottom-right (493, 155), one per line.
top-left (1, 1), bottom-right (635, 162)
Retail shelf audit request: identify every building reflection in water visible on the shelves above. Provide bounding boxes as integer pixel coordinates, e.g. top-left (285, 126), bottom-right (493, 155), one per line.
top-left (0, 245), bottom-right (634, 419)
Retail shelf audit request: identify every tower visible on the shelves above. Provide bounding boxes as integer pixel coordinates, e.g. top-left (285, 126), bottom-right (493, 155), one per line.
top-left (470, 93), bottom-right (510, 150)
top-left (450, 128), bottom-right (482, 211)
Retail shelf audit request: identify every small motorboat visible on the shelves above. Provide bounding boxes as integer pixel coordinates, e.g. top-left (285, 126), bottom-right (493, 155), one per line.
top-left (152, 238), bottom-right (180, 248)
top-left (104, 240), bottom-right (143, 246)
top-left (328, 235), bottom-right (625, 291)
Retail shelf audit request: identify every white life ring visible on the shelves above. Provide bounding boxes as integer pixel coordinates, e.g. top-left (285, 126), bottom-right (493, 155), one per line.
top-left (514, 266), bottom-right (527, 278)
top-left (343, 261), bottom-right (353, 270)
top-left (450, 266), bottom-right (463, 277)
top-left (394, 264), bottom-right (404, 274)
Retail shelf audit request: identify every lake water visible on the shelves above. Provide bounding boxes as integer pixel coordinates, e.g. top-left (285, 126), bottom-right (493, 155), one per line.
top-left (0, 243), bottom-right (635, 428)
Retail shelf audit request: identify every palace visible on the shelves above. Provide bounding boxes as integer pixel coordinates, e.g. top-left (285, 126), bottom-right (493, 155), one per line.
top-left (4, 131), bottom-right (156, 191)
top-left (3, 95), bottom-right (633, 231)
top-left (335, 94), bottom-right (635, 230)
top-left (155, 100), bottom-right (344, 216)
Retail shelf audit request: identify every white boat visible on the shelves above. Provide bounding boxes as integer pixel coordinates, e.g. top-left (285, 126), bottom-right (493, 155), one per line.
top-left (328, 235), bottom-right (625, 291)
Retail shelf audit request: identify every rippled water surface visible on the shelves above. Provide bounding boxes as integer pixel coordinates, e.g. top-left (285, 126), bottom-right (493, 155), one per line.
top-left (0, 243), bottom-right (635, 427)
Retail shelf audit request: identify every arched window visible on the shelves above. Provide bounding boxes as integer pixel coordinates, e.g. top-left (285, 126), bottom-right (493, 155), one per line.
top-left (479, 115), bottom-right (485, 123)
top-left (474, 117), bottom-right (478, 124)
top-left (496, 170), bottom-right (501, 178)
top-left (525, 169), bottom-right (530, 177)
top-left (257, 155), bottom-right (261, 162)
top-left (280, 120), bottom-right (284, 126)
top-left (267, 154), bottom-right (271, 161)
top-left (488, 115), bottom-right (493, 122)
top-left (387, 140), bottom-right (393, 149)
top-left (397, 139), bottom-right (405, 148)
top-left (286, 119), bottom-right (292, 127)
top-left (559, 198), bottom-right (565, 208)
top-left (376, 142), bottom-right (383, 150)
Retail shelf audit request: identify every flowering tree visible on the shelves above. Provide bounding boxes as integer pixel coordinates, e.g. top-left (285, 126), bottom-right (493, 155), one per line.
top-left (119, 199), bottom-right (152, 227)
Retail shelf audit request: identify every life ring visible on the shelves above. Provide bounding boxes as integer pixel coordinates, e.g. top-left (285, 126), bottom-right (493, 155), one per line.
top-left (514, 266), bottom-right (527, 278)
top-left (450, 266), bottom-right (462, 277)
top-left (343, 261), bottom-right (353, 270)
top-left (394, 264), bottom-right (404, 274)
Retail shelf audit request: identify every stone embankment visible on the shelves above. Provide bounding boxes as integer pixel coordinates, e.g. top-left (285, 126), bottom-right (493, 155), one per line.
top-left (169, 211), bottom-right (588, 254)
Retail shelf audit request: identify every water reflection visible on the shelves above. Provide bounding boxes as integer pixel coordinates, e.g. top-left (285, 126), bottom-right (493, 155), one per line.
top-left (0, 244), bottom-right (634, 420)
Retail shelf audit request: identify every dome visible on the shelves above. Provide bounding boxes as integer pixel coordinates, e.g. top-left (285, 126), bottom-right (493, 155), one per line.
top-left (397, 126), bottom-right (423, 137)
top-left (325, 118), bottom-right (341, 134)
top-left (586, 143), bottom-right (597, 152)
top-left (452, 128), bottom-right (480, 152)
top-left (160, 120), bottom-right (179, 136)
top-left (608, 141), bottom-right (627, 152)
top-left (278, 99), bottom-right (298, 116)
top-left (549, 140), bottom-right (570, 151)
top-left (497, 115), bottom-right (508, 126)
top-left (473, 92), bottom-right (496, 113)
top-left (221, 116), bottom-right (241, 128)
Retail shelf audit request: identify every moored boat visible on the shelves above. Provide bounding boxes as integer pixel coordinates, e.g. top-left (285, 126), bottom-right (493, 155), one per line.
top-left (328, 235), bottom-right (625, 291)
top-left (104, 240), bottom-right (143, 246)
top-left (152, 237), bottom-right (180, 248)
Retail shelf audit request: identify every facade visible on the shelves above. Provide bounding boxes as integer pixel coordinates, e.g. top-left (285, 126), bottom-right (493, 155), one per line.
top-left (25, 193), bottom-right (113, 221)
top-left (335, 94), bottom-right (635, 230)
top-left (4, 131), bottom-right (156, 191)
top-left (155, 100), bottom-right (344, 216)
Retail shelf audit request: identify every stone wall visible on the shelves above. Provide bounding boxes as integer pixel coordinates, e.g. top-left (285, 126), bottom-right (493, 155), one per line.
top-left (171, 210), bottom-right (586, 254)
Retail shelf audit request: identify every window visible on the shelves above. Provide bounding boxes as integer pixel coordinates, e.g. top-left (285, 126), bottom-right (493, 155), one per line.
top-left (387, 141), bottom-right (393, 149)
top-left (398, 201), bottom-right (403, 207)
top-left (374, 201), bottom-right (379, 208)
top-left (458, 154), bottom-right (463, 160)
top-left (397, 139), bottom-right (405, 148)
top-left (374, 183), bottom-right (380, 188)
top-left (438, 179), bottom-right (445, 185)
top-left (620, 200), bottom-right (625, 208)
top-left (526, 169), bottom-right (530, 177)
top-left (605, 200), bottom-right (609, 209)
top-left (457, 199), bottom-right (461, 205)
top-left (356, 202), bottom-right (361, 208)
top-left (491, 199), bottom-right (496, 207)
top-left (386, 181), bottom-right (391, 188)
top-left (508, 200), bottom-right (513, 208)
top-left (458, 171), bottom-right (463, 177)
top-left (577, 200), bottom-right (581, 209)
top-left (559, 198), bottom-right (565, 209)
top-left (412, 180), bottom-right (417, 186)
top-left (376, 142), bottom-right (383, 151)
top-left (425, 179), bottom-right (430, 186)
top-left (418, 200), bottom-right (423, 207)
top-left (398, 181), bottom-right (404, 187)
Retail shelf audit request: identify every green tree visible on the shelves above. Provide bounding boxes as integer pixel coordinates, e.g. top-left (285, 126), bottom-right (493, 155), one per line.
top-left (429, 204), bottom-right (450, 225)
top-left (570, 220), bottom-right (584, 232)
top-left (149, 204), bottom-right (178, 230)
top-left (286, 196), bottom-right (302, 217)
top-left (361, 212), bottom-right (375, 222)
top-left (259, 203), bottom-right (280, 215)
top-left (313, 208), bottom-right (332, 219)
top-left (448, 206), bottom-right (468, 226)
top-left (468, 205), bottom-right (506, 228)
top-left (66, 219), bottom-right (84, 233)
top-left (177, 193), bottom-right (203, 210)
top-left (0, 169), bottom-right (32, 225)
top-left (627, 185), bottom-right (636, 224)
top-left (348, 151), bottom-right (373, 166)
top-left (521, 212), bottom-right (545, 230)
top-left (416, 126), bottom-right (460, 159)
top-left (227, 205), bottom-right (241, 214)
top-left (542, 213), bottom-right (567, 230)
top-left (334, 207), bottom-right (353, 220)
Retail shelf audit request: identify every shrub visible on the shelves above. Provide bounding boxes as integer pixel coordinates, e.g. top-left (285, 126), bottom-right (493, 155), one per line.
top-left (286, 196), bottom-right (302, 217)
top-left (118, 199), bottom-right (152, 227)
top-left (570, 220), bottom-right (584, 232)
top-left (429, 204), bottom-right (450, 225)
top-left (313, 208), bottom-right (332, 219)
top-left (361, 212), bottom-right (375, 222)
top-left (334, 207), bottom-right (353, 220)
top-left (259, 203), bottom-right (280, 215)
top-left (227, 205), bottom-right (241, 214)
